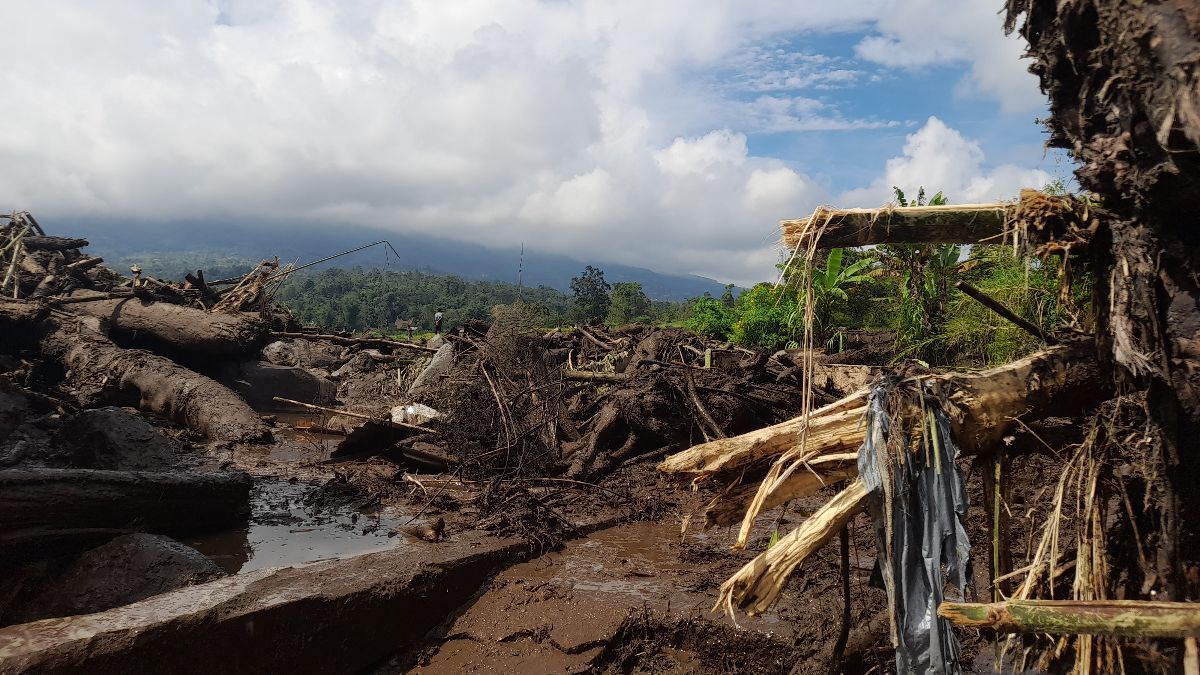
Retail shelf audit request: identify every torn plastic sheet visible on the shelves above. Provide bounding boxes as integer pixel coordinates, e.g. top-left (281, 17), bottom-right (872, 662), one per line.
top-left (857, 382), bottom-right (973, 673)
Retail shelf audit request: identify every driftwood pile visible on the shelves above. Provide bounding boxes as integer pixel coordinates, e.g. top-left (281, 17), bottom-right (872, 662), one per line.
top-left (396, 321), bottom-right (884, 486)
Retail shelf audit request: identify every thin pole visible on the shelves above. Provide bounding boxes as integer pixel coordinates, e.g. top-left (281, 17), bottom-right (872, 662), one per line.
top-left (954, 280), bottom-right (1059, 345)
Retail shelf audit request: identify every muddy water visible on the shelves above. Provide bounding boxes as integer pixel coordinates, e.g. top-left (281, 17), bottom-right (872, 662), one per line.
top-left (187, 479), bottom-right (408, 574)
top-left (407, 520), bottom-right (793, 674)
top-left (267, 411), bottom-right (344, 462)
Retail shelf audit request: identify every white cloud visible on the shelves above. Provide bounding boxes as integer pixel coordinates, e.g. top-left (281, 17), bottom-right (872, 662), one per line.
top-left (839, 117), bottom-right (1052, 206)
top-left (0, 1), bottom-right (1051, 287)
top-left (654, 130), bottom-right (747, 178)
top-left (853, 0), bottom-right (1043, 113)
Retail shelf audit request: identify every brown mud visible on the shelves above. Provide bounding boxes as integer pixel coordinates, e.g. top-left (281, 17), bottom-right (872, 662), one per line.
top-left (0, 214), bottom-right (1096, 672)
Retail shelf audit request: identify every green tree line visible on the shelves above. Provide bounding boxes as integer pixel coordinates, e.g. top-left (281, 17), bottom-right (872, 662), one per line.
top-left (272, 266), bottom-right (691, 333)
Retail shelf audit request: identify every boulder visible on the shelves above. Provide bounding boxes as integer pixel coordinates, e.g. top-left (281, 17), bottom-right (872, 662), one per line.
top-left (407, 343), bottom-right (455, 395)
top-left (260, 339), bottom-right (347, 371)
top-left (11, 534), bottom-right (224, 624)
top-left (226, 361), bottom-right (337, 411)
top-left (52, 407), bottom-right (187, 471)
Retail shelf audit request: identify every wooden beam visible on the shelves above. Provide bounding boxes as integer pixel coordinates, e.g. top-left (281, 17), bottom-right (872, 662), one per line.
top-left (939, 600), bottom-right (1200, 639)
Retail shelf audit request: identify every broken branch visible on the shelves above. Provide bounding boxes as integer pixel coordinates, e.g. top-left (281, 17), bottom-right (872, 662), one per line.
top-left (271, 397), bottom-right (436, 433)
top-left (270, 331), bottom-right (439, 353)
top-left (938, 600), bottom-right (1200, 639)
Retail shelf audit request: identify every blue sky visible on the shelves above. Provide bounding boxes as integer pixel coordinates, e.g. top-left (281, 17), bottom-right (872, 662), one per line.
top-left (0, 1), bottom-right (1068, 286)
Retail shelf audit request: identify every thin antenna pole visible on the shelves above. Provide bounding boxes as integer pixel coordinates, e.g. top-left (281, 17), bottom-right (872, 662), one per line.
top-left (517, 242), bottom-right (524, 301)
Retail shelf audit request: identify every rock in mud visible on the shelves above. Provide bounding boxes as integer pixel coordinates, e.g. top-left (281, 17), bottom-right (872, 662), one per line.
top-left (260, 339), bottom-right (347, 372)
top-left (0, 379), bottom-right (30, 443)
top-left (407, 343), bottom-right (455, 395)
top-left (225, 360), bottom-right (337, 410)
top-left (11, 534), bottom-right (224, 624)
top-left (51, 407), bottom-right (188, 471)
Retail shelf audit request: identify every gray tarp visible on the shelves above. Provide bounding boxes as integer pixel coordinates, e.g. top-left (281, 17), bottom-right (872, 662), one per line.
top-left (857, 383), bottom-right (973, 674)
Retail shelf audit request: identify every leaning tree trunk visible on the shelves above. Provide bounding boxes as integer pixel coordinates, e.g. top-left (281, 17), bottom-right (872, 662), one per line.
top-left (1006, 0), bottom-right (1200, 626)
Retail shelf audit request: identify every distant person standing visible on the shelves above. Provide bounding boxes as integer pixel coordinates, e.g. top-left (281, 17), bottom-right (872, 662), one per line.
top-left (434, 309), bottom-right (444, 335)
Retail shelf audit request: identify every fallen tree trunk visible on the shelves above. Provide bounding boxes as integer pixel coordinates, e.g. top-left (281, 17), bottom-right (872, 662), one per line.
top-left (663, 342), bottom-right (1101, 478)
top-left (939, 600), bottom-right (1200, 639)
top-left (0, 535), bottom-right (527, 675)
top-left (663, 342), bottom-right (1105, 529)
top-left (65, 290), bottom-right (267, 357)
top-left (20, 236), bottom-right (88, 251)
top-left (716, 479), bottom-right (868, 616)
top-left (0, 301), bottom-right (270, 442)
top-left (0, 468), bottom-right (252, 563)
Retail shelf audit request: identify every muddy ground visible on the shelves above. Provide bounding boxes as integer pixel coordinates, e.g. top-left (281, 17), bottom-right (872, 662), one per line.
top-left (0, 221), bottom-right (1089, 673)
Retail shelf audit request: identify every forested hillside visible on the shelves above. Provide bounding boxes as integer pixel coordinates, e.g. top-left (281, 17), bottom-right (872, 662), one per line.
top-left (272, 267), bottom-right (572, 332)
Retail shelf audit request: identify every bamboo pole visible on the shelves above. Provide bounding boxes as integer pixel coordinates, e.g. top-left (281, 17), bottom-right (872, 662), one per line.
top-left (271, 397), bottom-right (436, 433)
top-left (938, 600), bottom-right (1200, 638)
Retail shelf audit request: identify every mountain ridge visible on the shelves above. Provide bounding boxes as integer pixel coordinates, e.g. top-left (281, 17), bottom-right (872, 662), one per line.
top-left (58, 218), bottom-right (732, 301)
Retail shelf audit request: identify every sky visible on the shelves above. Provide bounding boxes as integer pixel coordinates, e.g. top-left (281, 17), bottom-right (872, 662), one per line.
top-left (0, 1), bottom-right (1071, 287)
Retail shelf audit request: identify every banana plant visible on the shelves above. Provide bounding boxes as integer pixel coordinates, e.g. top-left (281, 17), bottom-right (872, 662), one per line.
top-left (788, 247), bottom-right (875, 342)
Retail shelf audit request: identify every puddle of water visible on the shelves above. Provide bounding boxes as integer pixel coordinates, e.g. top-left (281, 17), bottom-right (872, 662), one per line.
top-left (187, 480), bottom-right (408, 574)
top-left (267, 412), bottom-right (345, 462)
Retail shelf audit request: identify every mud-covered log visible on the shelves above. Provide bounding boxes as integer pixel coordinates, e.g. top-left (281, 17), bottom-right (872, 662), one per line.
top-left (0, 536), bottom-right (526, 675)
top-left (20, 236), bottom-right (88, 251)
top-left (65, 291), bottom-right (267, 357)
top-left (939, 600), bottom-right (1200, 639)
top-left (0, 468), bottom-right (252, 562)
top-left (0, 301), bottom-right (269, 442)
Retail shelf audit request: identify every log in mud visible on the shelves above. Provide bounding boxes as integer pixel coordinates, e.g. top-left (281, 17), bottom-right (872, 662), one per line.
top-left (64, 291), bottom-right (267, 357)
top-left (0, 301), bottom-right (269, 443)
top-left (0, 468), bottom-right (252, 563)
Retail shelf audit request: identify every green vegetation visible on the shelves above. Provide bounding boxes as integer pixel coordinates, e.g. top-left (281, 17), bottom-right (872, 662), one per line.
top-left (274, 267), bottom-right (572, 332)
top-left (569, 265), bottom-right (612, 324)
top-left (687, 185), bottom-right (1091, 367)
top-left (272, 265), bottom-right (694, 334)
top-left (608, 281), bottom-right (653, 325)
